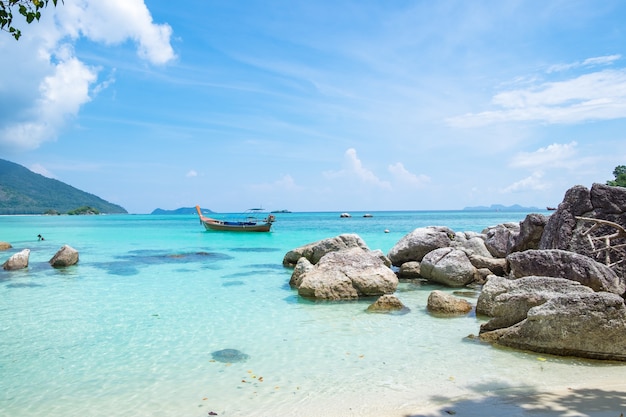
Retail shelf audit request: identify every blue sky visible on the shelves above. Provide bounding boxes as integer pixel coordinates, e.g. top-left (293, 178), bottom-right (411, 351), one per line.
top-left (2, 0), bottom-right (626, 213)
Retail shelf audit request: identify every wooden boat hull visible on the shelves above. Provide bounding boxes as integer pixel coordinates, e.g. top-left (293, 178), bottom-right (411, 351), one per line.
top-left (195, 206), bottom-right (273, 232)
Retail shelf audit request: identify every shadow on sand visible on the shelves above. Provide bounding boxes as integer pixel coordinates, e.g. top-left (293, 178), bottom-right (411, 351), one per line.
top-left (406, 384), bottom-right (626, 417)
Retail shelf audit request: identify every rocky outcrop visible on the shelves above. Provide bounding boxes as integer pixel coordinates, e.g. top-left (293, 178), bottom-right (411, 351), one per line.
top-left (507, 249), bottom-right (624, 295)
top-left (366, 294), bottom-right (408, 313)
top-left (477, 275), bottom-right (594, 332)
top-left (387, 226), bottom-right (454, 266)
top-left (510, 213), bottom-right (548, 253)
top-left (539, 183), bottom-right (626, 280)
top-left (398, 261), bottom-right (421, 279)
top-left (49, 245), bottom-right (79, 268)
top-left (2, 249), bottom-right (30, 270)
top-left (480, 292), bottom-right (626, 361)
top-left (294, 247), bottom-right (398, 300)
top-left (419, 247), bottom-right (477, 287)
top-left (0, 242), bottom-right (12, 251)
top-left (427, 290), bottom-right (472, 315)
top-left (283, 234), bottom-right (370, 267)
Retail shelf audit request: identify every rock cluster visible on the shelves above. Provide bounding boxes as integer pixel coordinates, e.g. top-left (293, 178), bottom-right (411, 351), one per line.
top-left (283, 183), bottom-right (626, 361)
top-left (286, 237), bottom-right (397, 300)
top-left (2, 245), bottom-right (79, 271)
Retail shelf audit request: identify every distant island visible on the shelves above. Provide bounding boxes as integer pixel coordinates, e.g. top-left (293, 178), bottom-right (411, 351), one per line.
top-left (0, 158), bottom-right (127, 215)
top-left (463, 204), bottom-right (541, 211)
top-left (151, 207), bottom-right (214, 215)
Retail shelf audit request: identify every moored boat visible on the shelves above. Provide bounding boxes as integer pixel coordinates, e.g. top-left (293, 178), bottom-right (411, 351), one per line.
top-left (195, 206), bottom-right (275, 232)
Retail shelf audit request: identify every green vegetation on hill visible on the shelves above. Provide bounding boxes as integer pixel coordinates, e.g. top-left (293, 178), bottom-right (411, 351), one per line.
top-left (0, 159), bottom-right (127, 215)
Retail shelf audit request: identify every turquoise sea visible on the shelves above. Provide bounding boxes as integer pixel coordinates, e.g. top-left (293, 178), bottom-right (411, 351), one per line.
top-left (1, 211), bottom-right (624, 417)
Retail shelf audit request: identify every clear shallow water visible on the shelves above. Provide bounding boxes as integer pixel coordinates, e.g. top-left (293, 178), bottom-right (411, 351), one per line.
top-left (1, 211), bottom-right (624, 417)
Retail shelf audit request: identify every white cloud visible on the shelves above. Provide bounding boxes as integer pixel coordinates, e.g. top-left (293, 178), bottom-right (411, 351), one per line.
top-left (448, 68), bottom-right (626, 127)
top-left (0, 56), bottom-right (98, 150)
top-left (0, 0), bottom-right (175, 151)
top-left (57, 0), bottom-right (176, 65)
top-left (502, 171), bottom-right (548, 193)
top-left (388, 162), bottom-right (430, 187)
top-left (509, 142), bottom-right (578, 169)
top-left (547, 54), bottom-right (621, 73)
top-left (323, 148), bottom-right (391, 189)
top-left (186, 170), bottom-right (198, 178)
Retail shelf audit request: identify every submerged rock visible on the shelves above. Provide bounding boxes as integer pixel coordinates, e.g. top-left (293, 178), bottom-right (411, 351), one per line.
top-left (427, 290), bottom-right (472, 315)
top-left (366, 294), bottom-right (408, 313)
top-left (211, 348), bottom-right (250, 363)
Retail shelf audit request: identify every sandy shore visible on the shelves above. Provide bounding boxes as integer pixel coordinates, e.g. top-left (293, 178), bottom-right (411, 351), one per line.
top-left (391, 382), bottom-right (626, 417)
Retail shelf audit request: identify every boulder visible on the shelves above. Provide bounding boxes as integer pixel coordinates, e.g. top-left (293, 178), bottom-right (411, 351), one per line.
top-left (467, 254), bottom-right (507, 276)
top-left (510, 213), bottom-right (548, 253)
top-left (450, 232), bottom-right (493, 258)
top-left (427, 290), bottom-right (472, 315)
top-left (49, 245), bottom-right (79, 268)
top-left (366, 294), bottom-right (408, 313)
top-left (474, 268), bottom-right (492, 284)
top-left (0, 242), bottom-right (12, 251)
top-left (476, 275), bottom-right (594, 332)
top-left (2, 249), bottom-right (30, 270)
top-left (482, 222), bottom-right (519, 258)
top-left (283, 234), bottom-right (370, 267)
top-left (289, 257), bottom-right (314, 287)
top-left (507, 249), bottom-right (624, 295)
top-left (480, 292), bottom-right (626, 361)
top-left (387, 226), bottom-right (454, 266)
top-left (296, 247), bottom-right (398, 300)
top-left (398, 261), bottom-right (421, 279)
top-left (419, 247), bottom-right (477, 287)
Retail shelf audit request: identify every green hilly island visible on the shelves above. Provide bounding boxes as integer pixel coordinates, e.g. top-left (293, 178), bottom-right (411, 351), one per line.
top-left (0, 159), bottom-right (127, 215)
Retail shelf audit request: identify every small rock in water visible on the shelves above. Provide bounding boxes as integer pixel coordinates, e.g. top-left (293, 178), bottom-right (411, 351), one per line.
top-left (211, 348), bottom-right (250, 363)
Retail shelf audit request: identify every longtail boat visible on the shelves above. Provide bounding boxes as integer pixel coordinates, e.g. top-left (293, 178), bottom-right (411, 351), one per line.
top-left (195, 205), bottom-right (275, 232)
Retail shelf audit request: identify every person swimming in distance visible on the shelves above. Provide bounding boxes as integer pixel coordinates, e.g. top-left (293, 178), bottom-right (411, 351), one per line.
top-left (37, 234), bottom-right (45, 241)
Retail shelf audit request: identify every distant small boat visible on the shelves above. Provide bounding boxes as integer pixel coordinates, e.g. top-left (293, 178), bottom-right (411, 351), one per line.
top-left (363, 213), bottom-right (373, 218)
top-left (547, 207), bottom-right (557, 211)
top-left (340, 213), bottom-right (351, 218)
top-left (195, 206), bottom-right (275, 232)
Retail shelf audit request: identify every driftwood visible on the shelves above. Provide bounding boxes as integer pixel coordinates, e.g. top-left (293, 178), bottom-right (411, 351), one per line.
top-left (576, 216), bottom-right (626, 268)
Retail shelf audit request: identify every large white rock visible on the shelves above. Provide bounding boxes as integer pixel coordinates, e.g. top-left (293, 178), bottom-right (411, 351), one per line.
top-left (296, 247), bottom-right (398, 300)
top-left (2, 249), bottom-right (30, 270)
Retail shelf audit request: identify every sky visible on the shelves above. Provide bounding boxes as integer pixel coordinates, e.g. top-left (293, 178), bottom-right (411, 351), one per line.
top-left (2, 0), bottom-right (626, 214)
